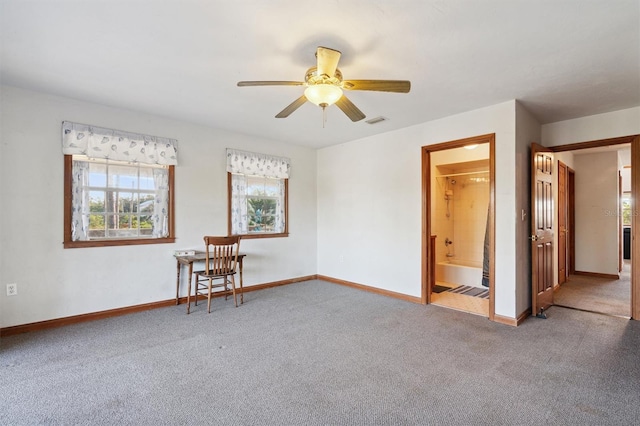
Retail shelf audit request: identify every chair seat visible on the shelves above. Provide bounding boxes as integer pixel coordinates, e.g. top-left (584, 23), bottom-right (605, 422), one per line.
top-left (193, 269), bottom-right (236, 278)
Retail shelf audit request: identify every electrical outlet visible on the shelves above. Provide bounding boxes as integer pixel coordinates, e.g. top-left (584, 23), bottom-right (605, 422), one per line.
top-left (6, 283), bottom-right (17, 296)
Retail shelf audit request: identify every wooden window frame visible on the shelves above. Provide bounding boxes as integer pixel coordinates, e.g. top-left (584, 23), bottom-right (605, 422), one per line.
top-left (227, 172), bottom-right (289, 239)
top-left (63, 155), bottom-right (175, 248)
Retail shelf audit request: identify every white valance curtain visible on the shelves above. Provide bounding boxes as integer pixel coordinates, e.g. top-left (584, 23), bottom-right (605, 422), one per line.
top-left (226, 148), bottom-right (290, 178)
top-left (226, 149), bottom-right (290, 235)
top-left (62, 121), bottom-right (178, 165)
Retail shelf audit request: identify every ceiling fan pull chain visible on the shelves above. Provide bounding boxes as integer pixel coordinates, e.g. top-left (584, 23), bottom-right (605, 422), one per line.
top-left (322, 105), bottom-right (327, 128)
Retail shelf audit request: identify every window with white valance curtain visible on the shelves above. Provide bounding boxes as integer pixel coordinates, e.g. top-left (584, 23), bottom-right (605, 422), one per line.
top-left (226, 148), bottom-right (290, 237)
top-left (62, 121), bottom-right (177, 248)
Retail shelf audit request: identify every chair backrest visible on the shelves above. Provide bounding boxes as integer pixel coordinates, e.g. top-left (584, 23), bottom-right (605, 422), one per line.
top-left (203, 236), bottom-right (240, 275)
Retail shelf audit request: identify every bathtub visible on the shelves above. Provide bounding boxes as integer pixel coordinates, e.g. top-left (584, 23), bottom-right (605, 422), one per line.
top-left (436, 259), bottom-right (484, 289)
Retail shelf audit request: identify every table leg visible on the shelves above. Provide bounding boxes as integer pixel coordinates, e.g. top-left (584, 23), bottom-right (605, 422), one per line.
top-left (239, 257), bottom-right (244, 304)
top-left (175, 260), bottom-right (181, 305)
top-left (186, 262), bottom-right (194, 314)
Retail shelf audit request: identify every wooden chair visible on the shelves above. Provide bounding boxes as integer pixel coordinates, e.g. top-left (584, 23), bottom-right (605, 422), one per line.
top-left (189, 236), bottom-right (241, 314)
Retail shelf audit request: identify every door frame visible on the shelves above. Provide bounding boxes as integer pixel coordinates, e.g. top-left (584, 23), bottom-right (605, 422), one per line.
top-left (550, 134), bottom-right (640, 320)
top-left (568, 167), bottom-right (576, 274)
top-left (558, 160), bottom-right (568, 285)
top-left (421, 134), bottom-right (496, 321)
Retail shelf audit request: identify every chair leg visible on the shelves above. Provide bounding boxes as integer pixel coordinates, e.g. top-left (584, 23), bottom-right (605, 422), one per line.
top-left (231, 275), bottom-right (237, 307)
top-left (187, 276), bottom-right (192, 314)
top-left (194, 278), bottom-right (198, 306)
top-left (207, 279), bottom-right (212, 313)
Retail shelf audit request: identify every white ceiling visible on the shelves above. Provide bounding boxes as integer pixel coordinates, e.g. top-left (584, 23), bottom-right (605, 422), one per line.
top-left (1, 1), bottom-right (639, 149)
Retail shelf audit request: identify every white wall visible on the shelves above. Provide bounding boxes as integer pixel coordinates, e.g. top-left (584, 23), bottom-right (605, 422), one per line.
top-left (0, 85), bottom-right (318, 328)
top-left (573, 152), bottom-right (620, 275)
top-left (542, 107), bottom-right (640, 147)
top-left (514, 102), bottom-right (541, 316)
top-left (317, 100), bottom-right (519, 318)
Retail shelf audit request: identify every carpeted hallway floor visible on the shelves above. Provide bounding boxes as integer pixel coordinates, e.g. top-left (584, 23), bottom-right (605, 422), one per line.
top-left (555, 261), bottom-right (631, 317)
top-left (1, 280), bottom-right (639, 425)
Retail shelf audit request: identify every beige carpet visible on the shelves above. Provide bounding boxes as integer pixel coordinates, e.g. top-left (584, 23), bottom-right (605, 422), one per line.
top-left (554, 262), bottom-right (631, 318)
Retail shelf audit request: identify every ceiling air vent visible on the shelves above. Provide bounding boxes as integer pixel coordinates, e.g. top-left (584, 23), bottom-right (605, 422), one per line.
top-left (365, 116), bottom-right (387, 125)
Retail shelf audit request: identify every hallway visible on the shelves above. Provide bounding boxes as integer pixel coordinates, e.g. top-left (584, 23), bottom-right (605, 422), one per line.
top-left (554, 261), bottom-right (631, 318)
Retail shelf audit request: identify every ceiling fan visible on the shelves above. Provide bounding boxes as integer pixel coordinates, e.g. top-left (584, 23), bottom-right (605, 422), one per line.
top-left (237, 46), bottom-right (411, 122)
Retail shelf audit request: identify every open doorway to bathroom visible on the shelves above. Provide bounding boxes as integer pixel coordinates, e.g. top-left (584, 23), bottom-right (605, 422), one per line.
top-left (422, 134), bottom-right (495, 320)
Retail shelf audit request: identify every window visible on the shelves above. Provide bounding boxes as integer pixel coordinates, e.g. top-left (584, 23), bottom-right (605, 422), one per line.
top-left (622, 194), bottom-right (632, 227)
top-left (227, 149), bottom-right (290, 238)
top-left (62, 121), bottom-right (177, 248)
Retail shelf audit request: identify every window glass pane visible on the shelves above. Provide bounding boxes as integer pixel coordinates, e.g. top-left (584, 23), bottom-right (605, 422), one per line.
top-left (89, 191), bottom-right (105, 213)
top-left (248, 197), bottom-right (276, 232)
top-left (622, 197), bottom-right (632, 226)
top-left (117, 192), bottom-right (137, 213)
top-left (88, 214), bottom-right (106, 237)
top-left (139, 214), bottom-right (153, 231)
top-left (263, 179), bottom-right (279, 196)
top-left (139, 195), bottom-right (155, 213)
top-left (109, 165), bottom-right (138, 189)
top-left (247, 176), bottom-right (265, 196)
top-left (139, 167), bottom-right (155, 191)
top-left (88, 163), bottom-right (107, 187)
top-left (117, 214), bottom-right (135, 230)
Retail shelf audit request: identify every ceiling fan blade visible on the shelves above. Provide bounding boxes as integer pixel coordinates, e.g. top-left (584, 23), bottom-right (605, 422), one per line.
top-left (342, 80), bottom-right (411, 93)
top-left (335, 95), bottom-right (366, 122)
top-left (237, 81), bottom-right (304, 87)
top-left (275, 95), bottom-right (308, 118)
top-left (316, 46), bottom-right (341, 78)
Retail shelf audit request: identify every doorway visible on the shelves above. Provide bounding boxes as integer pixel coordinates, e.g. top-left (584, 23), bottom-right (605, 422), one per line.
top-left (422, 134), bottom-right (495, 320)
top-left (550, 135), bottom-right (639, 319)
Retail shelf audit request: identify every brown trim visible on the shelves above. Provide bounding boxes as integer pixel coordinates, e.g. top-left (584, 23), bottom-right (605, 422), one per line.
top-left (227, 172), bottom-right (289, 239)
top-left (238, 274), bottom-right (316, 292)
top-left (488, 137), bottom-right (496, 321)
top-left (424, 133), bottom-right (496, 152)
top-left (568, 167), bottom-right (576, 274)
top-left (619, 170), bottom-right (623, 272)
top-left (317, 275), bottom-right (422, 304)
top-left (573, 271), bottom-right (620, 280)
top-left (421, 133), bottom-right (495, 321)
top-left (64, 237), bottom-right (177, 249)
top-left (63, 155), bottom-right (176, 249)
top-left (550, 135), bottom-right (636, 152)
top-left (0, 275), bottom-right (318, 337)
top-left (633, 135), bottom-right (640, 320)
top-left (421, 148), bottom-right (431, 304)
top-left (63, 155), bottom-right (73, 243)
top-left (493, 308), bottom-right (531, 327)
top-left (0, 299), bottom-right (178, 337)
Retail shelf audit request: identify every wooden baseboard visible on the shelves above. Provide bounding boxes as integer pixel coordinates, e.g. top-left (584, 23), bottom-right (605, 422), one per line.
top-left (493, 308), bottom-right (531, 327)
top-left (0, 275), bottom-right (318, 337)
top-left (317, 275), bottom-right (422, 304)
top-left (0, 299), bottom-right (178, 337)
top-left (573, 271), bottom-right (620, 280)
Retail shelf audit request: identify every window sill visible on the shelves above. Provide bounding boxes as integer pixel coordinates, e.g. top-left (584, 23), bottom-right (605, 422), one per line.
top-left (64, 237), bottom-right (176, 249)
top-left (234, 233), bottom-right (289, 240)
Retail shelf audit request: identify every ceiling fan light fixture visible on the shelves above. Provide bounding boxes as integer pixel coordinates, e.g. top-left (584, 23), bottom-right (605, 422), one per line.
top-left (304, 84), bottom-right (343, 107)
